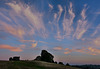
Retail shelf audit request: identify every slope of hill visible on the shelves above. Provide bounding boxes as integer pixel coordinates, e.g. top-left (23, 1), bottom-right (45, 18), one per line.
top-left (0, 60), bottom-right (80, 69)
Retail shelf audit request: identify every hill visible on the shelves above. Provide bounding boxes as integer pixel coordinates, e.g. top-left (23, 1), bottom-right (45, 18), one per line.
top-left (0, 60), bottom-right (80, 69)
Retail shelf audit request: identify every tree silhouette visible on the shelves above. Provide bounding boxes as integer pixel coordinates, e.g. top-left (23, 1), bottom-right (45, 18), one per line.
top-left (66, 63), bottom-right (70, 66)
top-left (59, 62), bottom-right (64, 65)
top-left (9, 57), bottom-right (13, 61)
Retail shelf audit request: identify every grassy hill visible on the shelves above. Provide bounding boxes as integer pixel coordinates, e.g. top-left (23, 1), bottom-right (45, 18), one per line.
top-left (0, 60), bottom-right (81, 69)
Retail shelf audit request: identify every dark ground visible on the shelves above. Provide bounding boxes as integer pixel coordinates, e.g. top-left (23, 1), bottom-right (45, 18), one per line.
top-left (0, 60), bottom-right (80, 69)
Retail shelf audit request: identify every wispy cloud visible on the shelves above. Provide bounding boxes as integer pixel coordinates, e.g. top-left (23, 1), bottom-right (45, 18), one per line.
top-left (81, 5), bottom-right (87, 19)
top-left (0, 44), bottom-right (22, 52)
top-left (19, 39), bottom-right (48, 48)
top-left (55, 5), bottom-right (63, 41)
top-left (64, 47), bottom-right (100, 55)
top-left (73, 5), bottom-right (89, 39)
top-left (53, 46), bottom-right (63, 50)
top-left (31, 42), bottom-right (38, 48)
top-left (93, 37), bottom-right (100, 46)
top-left (20, 44), bottom-right (26, 48)
top-left (1, 1), bottom-right (91, 41)
top-left (0, 20), bottom-right (25, 39)
top-left (54, 13), bottom-right (57, 20)
top-left (64, 51), bottom-right (71, 54)
top-left (55, 31), bottom-right (64, 41)
top-left (0, 12), bottom-right (12, 22)
top-left (49, 4), bottom-right (53, 10)
top-left (55, 2), bottom-right (75, 40)
top-left (7, 2), bottom-right (21, 14)
top-left (23, 6), bottom-right (46, 36)
top-left (0, 1), bottom-right (48, 39)
top-left (88, 47), bottom-right (100, 55)
top-left (19, 40), bottom-right (35, 43)
top-left (19, 39), bottom-right (37, 48)
top-left (63, 2), bottom-right (75, 37)
top-left (57, 5), bottom-right (63, 22)
top-left (39, 41), bottom-right (48, 44)
top-left (91, 24), bottom-right (100, 36)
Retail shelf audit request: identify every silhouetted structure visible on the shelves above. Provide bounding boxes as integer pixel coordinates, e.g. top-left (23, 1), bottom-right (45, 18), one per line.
top-left (34, 56), bottom-right (41, 61)
top-left (66, 63), bottom-right (70, 66)
top-left (54, 61), bottom-right (57, 64)
top-left (9, 56), bottom-right (20, 61)
top-left (9, 57), bottom-right (13, 61)
top-left (59, 62), bottom-right (64, 65)
top-left (13, 56), bottom-right (20, 61)
top-left (34, 50), bottom-right (54, 63)
top-left (41, 50), bottom-right (54, 63)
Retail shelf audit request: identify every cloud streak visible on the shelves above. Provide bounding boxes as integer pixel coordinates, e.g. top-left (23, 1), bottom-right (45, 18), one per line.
top-left (0, 1), bottom-right (93, 41)
top-left (57, 5), bottom-right (63, 22)
top-left (63, 2), bottom-right (75, 37)
top-left (73, 5), bottom-right (89, 39)
top-left (19, 40), bottom-right (35, 43)
top-left (53, 46), bottom-right (63, 50)
top-left (0, 12), bottom-right (12, 22)
top-left (55, 5), bottom-right (63, 40)
top-left (0, 1), bottom-right (48, 39)
top-left (91, 24), bottom-right (100, 36)
top-left (64, 47), bottom-right (100, 55)
top-left (93, 37), bottom-right (100, 46)
top-left (0, 44), bottom-right (22, 52)
top-left (49, 4), bottom-right (53, 10)
top-left (0, 20), bottom-right (25, 39)
top-left (31, 42), bottom-right (38, 48)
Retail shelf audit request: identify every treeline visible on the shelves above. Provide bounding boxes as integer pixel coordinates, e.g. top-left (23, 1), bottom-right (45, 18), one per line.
top-left (72, 65), bottom-right (100, 69)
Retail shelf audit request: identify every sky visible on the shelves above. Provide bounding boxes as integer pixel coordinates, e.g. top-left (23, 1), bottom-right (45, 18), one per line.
top-left (0, 0), bottom-right (100, 65)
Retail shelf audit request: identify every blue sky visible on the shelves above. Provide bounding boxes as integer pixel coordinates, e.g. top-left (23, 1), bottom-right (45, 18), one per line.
top-left (0, 0), bottom-right (100, 64)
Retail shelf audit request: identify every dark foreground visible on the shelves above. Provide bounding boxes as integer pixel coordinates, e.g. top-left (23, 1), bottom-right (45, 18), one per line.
top-left (0, 60), bottom-right (80, 69)
top-left (73, 65), bottom-right (100, 69)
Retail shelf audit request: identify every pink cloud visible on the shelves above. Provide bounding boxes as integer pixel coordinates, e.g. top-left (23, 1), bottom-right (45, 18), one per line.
top-left (62, 2), bottom-right (75, 37)
top-left (64, 47), bottom-right (100, 55)
top-left (91, 24), bottom-right (100, 36)
top-left (49, 4), bottom-right (53, 10)
top-left (93, 37), bottom-right (100, 46)
top-left (88, 47), bottom-right (100, 55)
top-left (20, 45), bottom-right (26, 48)
top-left (19, 40), bottom-right (35, 43)
top-left (53, 46), bottom-right (63, 50)
top-left (0, 12), bottom-right (12, 22)
top-left (64, 51), bottom-right (71, 54)
top-left (0, 45), bottom-right (22, 52)
top-left (73, 5), bottom-right (89, 40)
top-left (0, 21), bottom-right (25, 39)
top-left (0, 1), bottom-right (48, 39)
top-left (31, 42), bottom-right (38, 48)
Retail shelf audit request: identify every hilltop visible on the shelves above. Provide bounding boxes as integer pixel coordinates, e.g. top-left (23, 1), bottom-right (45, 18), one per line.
top-left (0, 60), bottom-right (80, 69)
top-left (0, 50), bottom-right (80, 69)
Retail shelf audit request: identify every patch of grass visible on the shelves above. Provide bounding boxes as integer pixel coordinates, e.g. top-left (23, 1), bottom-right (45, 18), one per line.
top-left (0, 61), bottom-right (80, 69)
